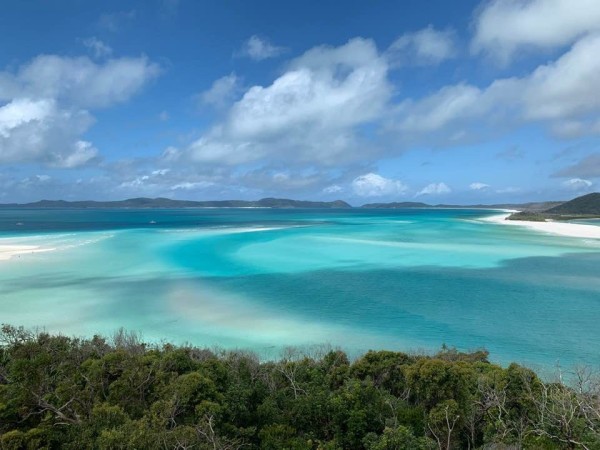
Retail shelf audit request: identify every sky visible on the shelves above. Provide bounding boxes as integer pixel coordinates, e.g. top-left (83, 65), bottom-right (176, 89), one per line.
top-left (0, 0), bottom-right (599, 205)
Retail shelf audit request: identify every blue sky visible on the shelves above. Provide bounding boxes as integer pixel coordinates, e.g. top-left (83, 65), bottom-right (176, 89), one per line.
top-left (0, 0), bottom-right (599, 204)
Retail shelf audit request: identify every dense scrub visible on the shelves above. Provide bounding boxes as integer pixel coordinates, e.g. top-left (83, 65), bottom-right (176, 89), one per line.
top-left (1, 325), bottom-right (599, 449)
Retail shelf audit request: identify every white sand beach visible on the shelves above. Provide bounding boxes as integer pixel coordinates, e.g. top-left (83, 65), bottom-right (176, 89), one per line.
top-left (481, 213), bottom-right (600, 239)
top-left (0, 244), bottom-right (55, 261)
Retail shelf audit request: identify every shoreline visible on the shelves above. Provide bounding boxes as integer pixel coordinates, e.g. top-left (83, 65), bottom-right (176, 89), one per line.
top-left (480, 212), bottom-right (600, 239)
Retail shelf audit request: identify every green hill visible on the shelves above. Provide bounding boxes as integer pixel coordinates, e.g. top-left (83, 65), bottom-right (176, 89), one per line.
top-left (545, 192), bottom-right (600, 215)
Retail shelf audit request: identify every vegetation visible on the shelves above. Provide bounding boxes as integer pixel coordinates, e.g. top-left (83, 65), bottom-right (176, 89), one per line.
top-left (508, 193), bottom-right (600, 222)
top-left (545, 193), bottom-right (600, 216)
top-left (506, 211), bottom-right (548, 222)
top-left (1, 325), bottom-right (600, 449)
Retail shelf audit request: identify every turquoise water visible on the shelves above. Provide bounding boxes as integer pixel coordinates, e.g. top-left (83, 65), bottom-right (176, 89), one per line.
top-left (1, 208), bottom-right (599, 370)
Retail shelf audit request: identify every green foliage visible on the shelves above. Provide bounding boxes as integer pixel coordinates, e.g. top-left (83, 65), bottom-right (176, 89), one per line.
top-left (1, 324), bottom-right (599, 449)
top-left (363, 426), bottom-right (435, 450)
top-left (545, 192), bottom-right (600, 215)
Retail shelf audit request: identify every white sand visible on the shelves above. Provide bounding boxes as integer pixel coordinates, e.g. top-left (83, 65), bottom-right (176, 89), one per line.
top-left (0, 244), bottom-right (55, 261)
top-left (481, 213), bottom-right (600, 239)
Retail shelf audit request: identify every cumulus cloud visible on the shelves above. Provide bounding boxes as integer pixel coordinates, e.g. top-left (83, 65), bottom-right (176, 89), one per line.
top-left (472, 0), bottom-right (600, 63)
top-left (0, 54), bottom-right (161, 109)
top-left (52, 141), bottom-right (99, 168)
top-left (390, 33), bottom-right (600, 144)
top-left (352, 173), bottom-right (408, 197)
top-left (0, 54), bottom-right (160, 168)
top-left (186, 38), bottom-right (391, 166)
top-left (469, 182), bottom-right (490, 190)
top-left (198, 73), bottom-right (241, 109)
top-left (0, 98), bottom-right (96, 166)
top-left (417, 182), bottom-right (451, 196)
top-left (239, 35), bottom-right (287, 61)
top-left (562, 177), bottom-right (593, 190)
top-left (388, 25), bottom-right (457, 66)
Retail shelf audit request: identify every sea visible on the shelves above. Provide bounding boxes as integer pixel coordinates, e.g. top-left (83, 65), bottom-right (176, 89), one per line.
top-left (1, 207), bottom-right (599, 372)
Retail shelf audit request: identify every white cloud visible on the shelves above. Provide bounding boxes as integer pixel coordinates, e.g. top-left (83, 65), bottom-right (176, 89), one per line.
top-left (417, 182), bottom-right (451, 196)
top-left (562, 178), bottom-right (593, 190)
top-left (0, 54), bottom-right (160, 167)
top-left (390, 33), bottom-right (600, 143)
top-left (171, 181), bottom-right (214, 190)
top-left (469, 182), bottom-right (490, 190)
top-left (521, 34), bottom-right (600, 121)
top-left (472, 0), bottom-right (600, 63)
top-left (0, 54), bottom-right (161, 109)
top-left (51, 141), bottom-right (98, 168)
top-left (0, 98), bottom-right (95, 167)
top-left (199, 73), bottom-right (241, 108)
top-left (186, 38), bottom-right (391, 166)
top-left (82, 37), bottom-right (113, 58)
top-left (388, 26), bottom-right (457, 66)
top-left (352, 173), bottom-right (408, 197)
top-left (240, 35), bottom-right (287, 61)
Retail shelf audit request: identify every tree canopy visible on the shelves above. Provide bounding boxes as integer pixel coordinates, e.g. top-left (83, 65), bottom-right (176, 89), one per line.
top-left (1, 325), bottom-right (599, 449)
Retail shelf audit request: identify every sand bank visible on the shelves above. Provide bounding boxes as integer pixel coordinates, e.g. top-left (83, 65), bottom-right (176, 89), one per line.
top-left (481, 213), bottom-right (600, 239)
top-left (0, 244), bottom-right (55, 261)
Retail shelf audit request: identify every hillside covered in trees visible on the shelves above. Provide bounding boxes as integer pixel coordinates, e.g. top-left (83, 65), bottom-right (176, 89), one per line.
top-left (1, 326), bottom-right (599, 449)
top-left (545, 193), bottom-right (600, 215)
top-left (508, 192), bottom-right (600, 222)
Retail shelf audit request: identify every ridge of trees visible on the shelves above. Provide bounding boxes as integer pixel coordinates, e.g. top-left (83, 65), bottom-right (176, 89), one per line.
top-left (1, 325), bottom-right (599, 449)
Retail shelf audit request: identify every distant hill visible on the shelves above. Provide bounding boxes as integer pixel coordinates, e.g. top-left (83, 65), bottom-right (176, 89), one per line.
top-left (506, 193), bottom-right (600, 222)
top-left (361, 201), bottom-right (564, 211)
top-left (1, 197), bottom-right (578, 212)
top-left (254, 198), bottom-right (351, 208)
top-left (436, 201), bottom-right (564, 212)
top-left (545, 192), bottom-right (600, 215)
top-left (0, 197), bottom-right (352, 209)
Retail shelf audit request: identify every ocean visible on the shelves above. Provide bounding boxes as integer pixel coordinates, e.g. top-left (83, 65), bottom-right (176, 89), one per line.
top-left (1, 207), bottom-right (599, 371)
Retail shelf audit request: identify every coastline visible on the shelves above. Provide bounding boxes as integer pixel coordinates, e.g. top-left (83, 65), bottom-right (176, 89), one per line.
top-left (481, 212), bottom-right (600, 239)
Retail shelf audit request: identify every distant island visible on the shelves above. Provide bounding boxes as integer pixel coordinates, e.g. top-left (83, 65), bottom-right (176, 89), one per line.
top-left (506, 192), bottom-right (600, 222)
top-left (361, 201), bottom-right (430, 208)
top-left (1, 193), bottom-right (598, 216)
top-left (0, 197), bottom-right (353, 209)
top-left (0, 197), bottom-right (571, 211)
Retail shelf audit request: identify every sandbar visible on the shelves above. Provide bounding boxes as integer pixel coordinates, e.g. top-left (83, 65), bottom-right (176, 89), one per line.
top-left (481, 213), bottom-right (600, 239)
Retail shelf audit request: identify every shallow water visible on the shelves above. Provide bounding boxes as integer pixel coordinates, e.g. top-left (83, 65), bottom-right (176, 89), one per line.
top-left (0, 208), bottom-right (599, 370)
